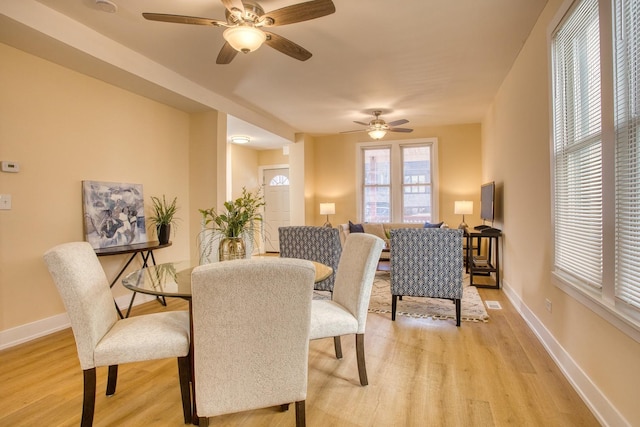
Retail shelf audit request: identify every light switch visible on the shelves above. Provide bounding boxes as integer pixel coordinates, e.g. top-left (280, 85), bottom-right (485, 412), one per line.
top-left (0, 194), bottom-right (12, 210)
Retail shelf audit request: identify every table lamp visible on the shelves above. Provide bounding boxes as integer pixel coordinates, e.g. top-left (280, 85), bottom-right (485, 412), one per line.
top-left (320, 203), bottom-right (335, 228)
top-left (454, 201), bottom-right (473, 230)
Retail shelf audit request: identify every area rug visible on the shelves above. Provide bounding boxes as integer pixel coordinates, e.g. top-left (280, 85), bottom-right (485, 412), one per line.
top-left (314, 271), bottom-right (489, 323)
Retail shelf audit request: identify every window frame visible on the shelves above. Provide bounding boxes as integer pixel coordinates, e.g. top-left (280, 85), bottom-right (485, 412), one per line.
top-left (550, 0), bottom-right (640, 342)
top-left (356, 138), bottom-right (439, 224)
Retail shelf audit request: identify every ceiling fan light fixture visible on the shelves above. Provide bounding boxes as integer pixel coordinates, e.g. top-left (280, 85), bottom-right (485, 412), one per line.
top-left (223, 26), bottom-right (267, 53)
top-left (368, 129), bottom-right (387, 140)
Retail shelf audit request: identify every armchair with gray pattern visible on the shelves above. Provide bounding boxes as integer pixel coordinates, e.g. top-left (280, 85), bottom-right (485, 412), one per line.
top-left (278, 226), bottom-right (342, 292)
top-left (389, 228), bottom-right (464, 326)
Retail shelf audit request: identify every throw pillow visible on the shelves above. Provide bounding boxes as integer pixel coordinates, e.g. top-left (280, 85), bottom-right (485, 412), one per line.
top-left (349, 221), bottom-right (364, 233)
top-left (363, 223), bottom-right (391, 248)
top-left (423, 221), bottom-right (444, 228)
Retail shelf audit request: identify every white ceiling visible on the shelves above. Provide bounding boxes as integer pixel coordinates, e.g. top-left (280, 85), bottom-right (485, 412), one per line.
top-left (0, 0), bottom-right (547, 150)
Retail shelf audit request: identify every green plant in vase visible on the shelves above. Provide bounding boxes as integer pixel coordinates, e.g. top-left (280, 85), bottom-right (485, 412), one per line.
top-left (199, 187), bottom-right (265, 262)
top-left (148, 195), bottom-right (179, 245)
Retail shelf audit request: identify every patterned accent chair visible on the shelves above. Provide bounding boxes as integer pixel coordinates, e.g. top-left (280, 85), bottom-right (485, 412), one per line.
top-left (279, 226), bottom-right (342, 292)
top-left (390, 228), bottom-right (464, 326)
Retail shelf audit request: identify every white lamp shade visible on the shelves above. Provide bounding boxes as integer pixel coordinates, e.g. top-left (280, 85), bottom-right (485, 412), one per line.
top-left (454, 201), bottom-right (473, 215)
top-left (368, 129), bottom-right (387, 140)
top-left (223, 26), bottom-right (267, 53)
top-left (320, 203), bottom-right (335, 215)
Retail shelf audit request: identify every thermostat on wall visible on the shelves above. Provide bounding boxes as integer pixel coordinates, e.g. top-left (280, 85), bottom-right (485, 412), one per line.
top-left (1, 161), bottom-right (20, 173)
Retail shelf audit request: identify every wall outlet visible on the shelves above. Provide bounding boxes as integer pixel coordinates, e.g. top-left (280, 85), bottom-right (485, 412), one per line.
top-left (545, 298), bottom-right (552, 312)
top-left (0, 194), bottom-right (12, 210)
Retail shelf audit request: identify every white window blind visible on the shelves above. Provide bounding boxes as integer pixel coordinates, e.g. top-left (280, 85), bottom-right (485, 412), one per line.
top-left (615, 0), bottom-right (640, 308)
top-left (552, 0), bottom-right (603, 290)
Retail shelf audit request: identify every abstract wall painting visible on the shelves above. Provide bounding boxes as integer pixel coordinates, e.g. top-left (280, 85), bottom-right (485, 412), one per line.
top-left (82, 180), bottom-right (148, 249)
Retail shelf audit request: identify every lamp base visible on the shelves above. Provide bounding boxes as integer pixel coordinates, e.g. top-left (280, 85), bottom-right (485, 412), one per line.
top-left (323, 221), bottom-right (332, 228)
top-left (458, 221), bottom-right (468, 230)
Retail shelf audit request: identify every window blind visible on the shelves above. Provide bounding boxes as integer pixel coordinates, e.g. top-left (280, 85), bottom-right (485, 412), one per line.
top-left (615, 0), bottom-right (640, 308)
top-left (552, 0), bottom-right (603, 289)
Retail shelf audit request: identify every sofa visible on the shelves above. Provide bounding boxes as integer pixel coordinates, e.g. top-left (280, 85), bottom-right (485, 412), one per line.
top-left (338, 221), bottom-right (447, 260)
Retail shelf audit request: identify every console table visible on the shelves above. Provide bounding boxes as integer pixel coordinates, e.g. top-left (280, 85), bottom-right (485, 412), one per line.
top-left (465, 229), bottom-right (501, 289)
top-left (95, 240), bottom-right (171, 318)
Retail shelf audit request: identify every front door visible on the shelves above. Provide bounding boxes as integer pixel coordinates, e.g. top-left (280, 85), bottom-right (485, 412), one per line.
top-left (263, 168), bottom-right (290, 252)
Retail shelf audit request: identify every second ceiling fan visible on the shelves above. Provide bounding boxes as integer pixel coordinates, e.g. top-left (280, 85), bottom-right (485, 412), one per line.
top-left (142, 0), bottom-right (335, 64)
top-left (342, 111), bottom-right (414, 140)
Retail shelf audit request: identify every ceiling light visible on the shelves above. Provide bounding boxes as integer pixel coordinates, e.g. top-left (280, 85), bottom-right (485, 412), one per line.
top-left (95, 0), bottom-right (118, 13)
top-left (223, 26), bottom-right (267, 53)
top-left (231, 135), bottom-right (250, 144)
top-left (368, 129), bottom-right (387, 140)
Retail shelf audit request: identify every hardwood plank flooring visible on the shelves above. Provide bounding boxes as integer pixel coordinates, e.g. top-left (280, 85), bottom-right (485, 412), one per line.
top-left (0, 287), bottom-right (599, 426)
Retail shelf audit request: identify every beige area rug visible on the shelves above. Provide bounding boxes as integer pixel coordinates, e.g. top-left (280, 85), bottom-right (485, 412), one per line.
top-left (314, 271), bottom-right (489, 323)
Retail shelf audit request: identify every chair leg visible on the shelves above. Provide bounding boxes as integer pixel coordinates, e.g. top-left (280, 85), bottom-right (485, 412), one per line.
top-left (295, 400), bottom-right (306, 427)
top-left (106, 365), bottom-right (118, 396)
top-left (281, 403), bottom-right (290, 411)
top-left (199, 417), bottom-right (209, 426)
top-left (333, 336), bottom-right (343, 359)
top-left (455, 298), bottom-right (461, 327)
top-left (177, 356), bottom-right (192, 424)
top-left (391, 295), bottom-right (398, 321)
top-left (82, 368), bottom-right (97, 427)
top-left (355, 334), bottom-right (368, 386)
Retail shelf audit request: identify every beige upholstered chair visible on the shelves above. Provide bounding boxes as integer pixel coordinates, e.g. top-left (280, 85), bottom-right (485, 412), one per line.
top-left (191, 258), bottom-right (315, 427)
top-left (309, 233), bottom-right (384, 386)
top-left (43, 242), bottom-right (191, 427)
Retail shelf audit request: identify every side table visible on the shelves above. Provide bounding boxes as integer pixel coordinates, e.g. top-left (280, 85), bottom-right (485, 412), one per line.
top-left (95, 240), bottom-right (171, 318)
top-left (465, 229), bottom-right (501, 289)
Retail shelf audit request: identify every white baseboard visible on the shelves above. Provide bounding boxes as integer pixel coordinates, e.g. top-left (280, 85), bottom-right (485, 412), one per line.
top-left (0, 292), bottom-right (156, 351)
top-left (501, 280), bottom-right (629, 427)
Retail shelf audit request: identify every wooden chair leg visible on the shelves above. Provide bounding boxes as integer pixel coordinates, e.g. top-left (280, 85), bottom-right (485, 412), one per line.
top-left (455, 298), bottom-right (461, 327)
top-left (391, 295), bottom-right (398, 320)
top-left (333, 336), bottom-right (343, 359)
top-left (199, 417), bottom-right (209, 426)
top-left (106, 365), bottom-right (118, 396)
top-left (177, 356), bottom-right (192, 424)
top-left (82, 368), bottom-right (97, 427)
top-left (281, 403), bottom-right (290, 411)
top-left (295, 400), bottom-right (306, 427)
top-left (355, 334), bottom-right (368, 386)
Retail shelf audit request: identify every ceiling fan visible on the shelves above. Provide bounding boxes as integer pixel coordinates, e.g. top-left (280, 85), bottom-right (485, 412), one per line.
top-left (342, 111), bottom-right (414, 140)
top-left (142, 0), bottom-right (335, 64)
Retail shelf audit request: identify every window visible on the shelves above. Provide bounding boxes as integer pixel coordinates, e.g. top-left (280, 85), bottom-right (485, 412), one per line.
top-left (551, 0), bottom-right (640, 334)
top-left (269, 175), bottom-right (289, 186)
top-left (358, 139), bottom-right (438, 224)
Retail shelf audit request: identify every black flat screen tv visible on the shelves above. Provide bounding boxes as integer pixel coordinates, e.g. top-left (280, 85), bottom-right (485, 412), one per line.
top-left (480, 181), bottom-right (495, 222)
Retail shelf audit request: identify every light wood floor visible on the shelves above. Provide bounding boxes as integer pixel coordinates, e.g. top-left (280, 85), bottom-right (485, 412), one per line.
top-left (0, 287), bottom-right (599, 426)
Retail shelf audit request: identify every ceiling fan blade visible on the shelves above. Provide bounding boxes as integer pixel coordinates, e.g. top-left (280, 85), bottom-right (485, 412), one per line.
top-left (221, 0), bottom-right (245, 15)
top-left (216, 42), bottom-right (239, 64)
top-left (353, 121), bottom-right (370, 126)
top-left (261, 0), bottom-right (336, 26)
top-left (389, 127), bottom-right (414, 133)
top-left (340, 129), bottom-right (365, 134)
top-left (387, 119), bottom-right (409, 127)
top-left (142, 13), bottom-right (226, 27)
top-left (264, 32), bottom-right (312, 61)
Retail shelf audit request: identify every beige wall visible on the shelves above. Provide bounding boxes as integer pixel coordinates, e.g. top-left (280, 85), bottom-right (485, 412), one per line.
top-left (482, 0), bottom-right (640, 424)
top-left (258, 147), bottom-right (289, 166)
top-left (0, 43), bottom-right (195, 332)
top-left (312, 124), bottom-right (482, 228)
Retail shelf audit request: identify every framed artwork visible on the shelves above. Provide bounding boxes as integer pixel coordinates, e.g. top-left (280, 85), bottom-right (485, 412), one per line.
top-left (82, 180), bottom-right (148, 249)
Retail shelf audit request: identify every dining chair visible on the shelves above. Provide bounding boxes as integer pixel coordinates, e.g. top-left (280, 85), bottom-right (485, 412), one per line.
top-left (43, 242), bottom-right (191, 426)
top-left (191, 258), bottom-right (315, 427)
top-left (389, 228), bottom-right (464, 326)
top-left (278, 226), bottom-right (342, 292)
top-left (309, 233), bottom-right (384, 386)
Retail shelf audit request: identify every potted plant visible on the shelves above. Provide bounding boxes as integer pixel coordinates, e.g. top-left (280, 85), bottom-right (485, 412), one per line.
top-left (199, 187), bottom-right (265, 261)
top-left (148, 195), bottom-right (179, 245)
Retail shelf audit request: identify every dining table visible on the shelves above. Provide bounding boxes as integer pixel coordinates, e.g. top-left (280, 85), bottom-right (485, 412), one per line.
top-left (122, 258), bottom-right (333, 425)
